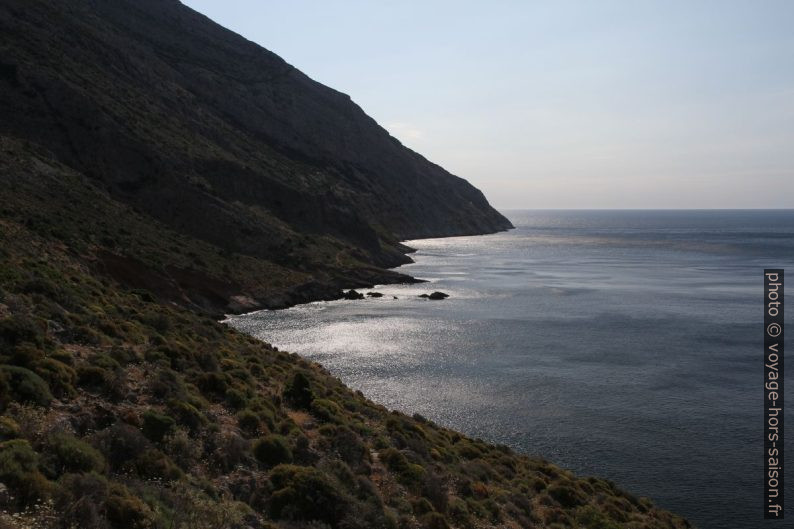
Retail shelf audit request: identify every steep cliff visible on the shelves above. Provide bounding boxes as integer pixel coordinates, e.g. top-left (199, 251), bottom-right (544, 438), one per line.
top-left (0, 0), bottom-right (510, 302)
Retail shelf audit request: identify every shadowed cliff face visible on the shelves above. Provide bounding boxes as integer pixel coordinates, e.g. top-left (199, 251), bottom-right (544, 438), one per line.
top-left (0, 0), bottom-right (511, 276)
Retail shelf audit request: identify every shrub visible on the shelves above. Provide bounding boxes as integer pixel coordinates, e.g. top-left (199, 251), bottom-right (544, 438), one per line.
top-left (196, 370), bottom-right (228, 395)
top-left (142, 410), bottom-right (176, 443)
top-left (33, 357), bottom-right (76, 397)
top-left (421, 512), bottom-right (450, 529)
top-left (210, 432), bottom-right (249, 472)
top-left (94, 423), bottom-right (150, 470)
top-left (8, 342), bottom-right (44, 368)
top-left (268, 464), bottom-right (349, 524)
top-left (0, 416), bottom-right (20, 440)
top-left (43, 432), bottom-right (106, 476)
top-left (421, 472), bottom-right (449, 513)
top-left (283, 371), bottom-right (313, 409)
top-left (134, 448), bottom-right (183, 481)
top-left (236, 408), bottom-right (261, 436)
top-left (56, 473), bottom-right (155, 529)
top-left (88, 353), bottom-right (121, 371)
top-left (0, 368), bottom-right (9, 411)
top-left (310, 398), bottom-right (342, 423)
top-left (0, 315), bottom-right (46, 348)
top-left (163, 428), bottom-right (200, 470)
top-left (412, 497), bottom-right (435, 515)
top-left (72, 325), bottom-right (106, 346)
top-left (332, 426), bottom-right (368, 469)
top-left (167, 399), bottom-right (206, 432)
top-left (456, 441), bottom-right (483, 460)
top-left (76, 365), bottom-right (112, 390)
top-left (0, 439), bottom-right (52, 506)
top-left (0, 364), bottom-right (53, 406)
top-left (106, 483), bottom-right (156, 529)
top-left (55, 472), bottom-right (111, 529)
top-left (380, 447), bottom-right (408, 472)
top-left (575, 506), bottom-right (622, 529)
top-left (253, 434), bottom-right (293, 467)
top-left (225, 387), bottom-right (247, 409)
top-left (548, 483), bottom-right (586, 508)
top-left (148, 369), bottom-right (186, 400)
top-left (448, 497), bottom-right (470, 525)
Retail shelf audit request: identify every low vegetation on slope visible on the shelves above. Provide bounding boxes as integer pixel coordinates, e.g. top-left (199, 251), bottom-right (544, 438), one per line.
top-left (0, 141), bottom-right (692, 529)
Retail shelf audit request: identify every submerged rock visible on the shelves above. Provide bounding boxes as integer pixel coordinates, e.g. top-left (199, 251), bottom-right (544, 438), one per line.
top-left (343, 289), bottom-right (365, 300)
top-left (366, 292), bottom-right (384, 298)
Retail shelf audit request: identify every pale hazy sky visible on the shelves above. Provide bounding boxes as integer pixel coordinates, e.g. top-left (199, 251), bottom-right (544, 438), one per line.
top-left (182, 0), bottom-right (794, 209)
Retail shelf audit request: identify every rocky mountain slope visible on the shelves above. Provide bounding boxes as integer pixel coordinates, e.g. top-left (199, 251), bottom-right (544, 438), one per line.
top-left (0, 0), bottom-right (511, 317)
top-left (0, 1), bottom-right (690, 528)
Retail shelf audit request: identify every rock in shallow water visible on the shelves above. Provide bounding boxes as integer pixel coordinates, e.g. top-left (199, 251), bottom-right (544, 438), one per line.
top-left (419, 291), bottom-right (449, 300)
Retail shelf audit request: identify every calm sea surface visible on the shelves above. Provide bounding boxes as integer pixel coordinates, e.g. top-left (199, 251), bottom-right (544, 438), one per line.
top-left (227, 210), bottom-right (794, 529)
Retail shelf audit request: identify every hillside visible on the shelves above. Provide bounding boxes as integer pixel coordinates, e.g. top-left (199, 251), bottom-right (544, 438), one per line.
top-left (0, 1), bottom-right (689, 528)
top-left (0, 0), bottom-right (512, 317)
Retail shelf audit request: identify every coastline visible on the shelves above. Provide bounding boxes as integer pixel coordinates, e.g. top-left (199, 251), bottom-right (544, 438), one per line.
top-left (222, 226), bottom-right (515, 317)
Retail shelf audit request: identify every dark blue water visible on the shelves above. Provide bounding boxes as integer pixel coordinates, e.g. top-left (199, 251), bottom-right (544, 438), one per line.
top-left (228, 210), bottom-right (794, 529)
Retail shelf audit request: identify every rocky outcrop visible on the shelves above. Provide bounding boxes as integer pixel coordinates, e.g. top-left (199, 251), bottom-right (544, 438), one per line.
top-left (342, 290), bottom-right (365, 300)
top-left (419, 291), bottom-right (450, 300)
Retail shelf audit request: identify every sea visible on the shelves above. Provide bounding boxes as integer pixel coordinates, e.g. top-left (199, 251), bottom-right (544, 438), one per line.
top-left (226, 209), bottom-right (794, 529)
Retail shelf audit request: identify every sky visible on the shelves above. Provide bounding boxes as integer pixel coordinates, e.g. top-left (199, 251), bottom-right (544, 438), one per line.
top-left (182, 0), bottom-right (794, 209)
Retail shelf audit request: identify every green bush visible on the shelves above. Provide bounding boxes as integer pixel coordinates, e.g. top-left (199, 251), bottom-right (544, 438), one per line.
top-left (548, 483), bottom-right (586, 508)
top-left (332, 426), bottom-right (368, 469)
top-left (225, 387), bottom-right (247, 409)
top-left (380, 447), bottom-right (408, 472)
top-left (0, 439), bottom-right (52, 506)
top-left (196, 371), bottom-right (228, 396)
top-left (421, 512), bottom-right (450, 529)
top-left (94, 423), bottom-right (150, 471)
top-left (55, 472), bottom-right (155, 529)
top-left (43, 432), bottom-right (106, 476)
top-left (142, 410), bottom-right (176, 443)
top-left (168, 399), bottom-right (206, 432)
top-left (211, 432), bottom-right (249, 472)
top-left (575, 506), bottom-right (622, 529)
top-left (0, 364), bottom-right (53, 406)
top-left (7, 342), bottom-right (44, 368)
top-left (236, 408), bottom-right (261, 436)
top-left (76, 365), bottom-right (112, 390)
top-left (133, 448), bottom-right (183, 481)
top-left (106, 483), bottom-right (156, 529)
top-left (0, 315), bottom-right (46, 348)
top-left (253, 434), bottom-right (293, 467)
top-left (283, 371), bottom-right (313, 409)
top-left (55, 472), bottom-right (111, 529)
top-left (33, 357), bottom-right (76, 397)
top-left (0, 416), bottom-right (20, 440)
top-left (448, 497), bottom-right (470, 525)
top-left (311, 398), bottom-right (342, 423)
top-left (268, 464), bottom-right (349, 524)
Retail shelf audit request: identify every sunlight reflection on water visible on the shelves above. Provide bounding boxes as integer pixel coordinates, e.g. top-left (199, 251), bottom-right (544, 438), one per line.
top-left (227, 210), bottom-right (794, 529)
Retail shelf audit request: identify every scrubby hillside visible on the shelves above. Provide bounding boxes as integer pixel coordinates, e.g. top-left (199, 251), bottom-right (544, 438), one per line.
top-left (0, 143), bottom-right (692, 529)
